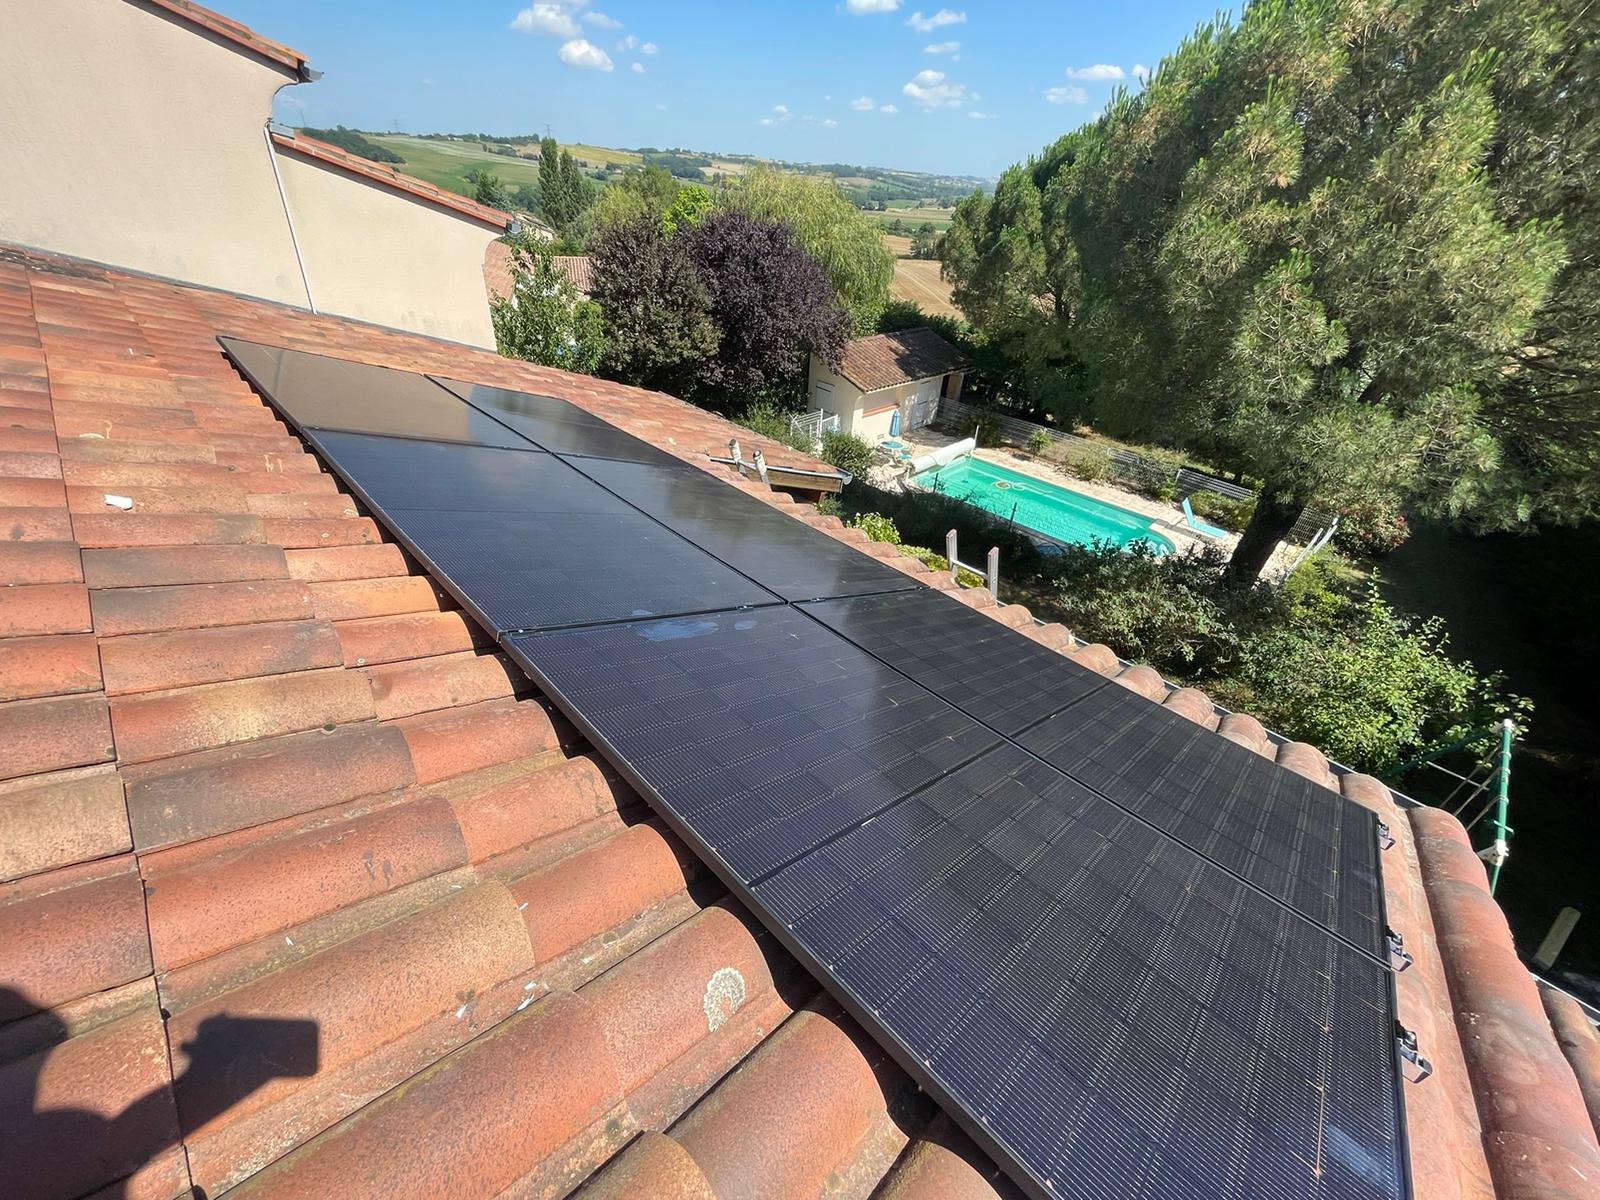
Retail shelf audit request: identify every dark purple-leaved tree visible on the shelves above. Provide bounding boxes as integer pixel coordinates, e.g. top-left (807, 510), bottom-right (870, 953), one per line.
top-left (689, 210), bottom-right (850, 407)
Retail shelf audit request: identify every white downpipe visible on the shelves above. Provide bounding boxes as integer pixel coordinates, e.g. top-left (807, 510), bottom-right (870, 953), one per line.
top-left (264, 125), bottom-right (316, 313)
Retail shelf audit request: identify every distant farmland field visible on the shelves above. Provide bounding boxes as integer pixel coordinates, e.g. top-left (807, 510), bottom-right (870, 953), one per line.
top-left (874, 206), bottom-right (957, 231)
top-left (883, 234), bottom-right (958, 317)
top-left (359, 134), bottom-right (642, 196)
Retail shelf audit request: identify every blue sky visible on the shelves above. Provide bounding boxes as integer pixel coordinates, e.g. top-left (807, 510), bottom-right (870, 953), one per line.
top-left (229, 1), bottom-right (1221, 178)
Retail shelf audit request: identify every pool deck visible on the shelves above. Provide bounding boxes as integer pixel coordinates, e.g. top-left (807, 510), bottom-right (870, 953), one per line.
top-left (879, 431), bottom-right (1303, 575)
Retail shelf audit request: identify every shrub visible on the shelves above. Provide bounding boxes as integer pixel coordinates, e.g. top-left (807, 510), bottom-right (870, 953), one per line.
top-left (849, 512), bottom-right (901, 545)
top-left (1186, 489), bottom-right (1255, 530)
top-left (1027, 428), bottom-right (1052, 456)
top-left (969, 406), bottom-right (1004, 448)
top-left (815, 494), bottom-right (841, 517)
top-left (1064, 442), bottom-right (1113, 483)
top-left (903, 545), bottom-right (985, 588)
top-left (737, 402), bottom-right (813, 455)
top-left (820, 430), bottom-right (876, 477)
top-left (1332, 493), bottom-right (1411, 557)
top-left (1041, 540), bottom-right (1238, 666)
top-left (1226, 588), bottom-right (1528, 774)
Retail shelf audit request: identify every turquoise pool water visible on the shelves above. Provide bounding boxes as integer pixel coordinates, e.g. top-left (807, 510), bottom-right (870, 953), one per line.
top-left (915, 455), bottom-right (1175, 553)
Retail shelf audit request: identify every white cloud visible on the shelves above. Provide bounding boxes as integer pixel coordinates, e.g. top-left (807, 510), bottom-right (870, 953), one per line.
top-left (845, 0), bottom-right (901, 11)
top-left (617, 33), bottom-right (636, 50)
top-left (924, 41), bottom-right (959, 54)
top-left (905, 9), bottom-right (964, 33)
top-left (510, 3), bottom-right (581, 37)
top-left (849, 96), bottom-right (877, 111)
top-left (1132, 63), bottom-right (1151, 80)
top-left (774, 104), bottom-right (789, 114)
top-left (630, 61), bottom-right (645, 73)
top-left (1045, 84), bottom-right (1087, 104)
top-left (640, 41), bottom-right (658, 54)
top-left (880, 103), bottom-right (899, 114)
top-left (656, 102), bottom-right (667, 110)
top-left (1065, 63), bottom-right (1124, 81)
top-left (584, 10), bottom-right (622, 28)
top-left (968, 110), bottom-right (995, 119)
top-left (558, 38), bottom-right (614, 70)
top-left (760, 103), bottom-right (792, 126)
top-left (822, 117), bottom-right (839, 126)
top-left (902, 68), bottom-right (965, 109)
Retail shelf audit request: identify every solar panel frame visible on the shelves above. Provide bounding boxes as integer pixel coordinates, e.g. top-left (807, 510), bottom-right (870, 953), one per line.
top-left (502, 616), bottom-right (1413, 1200)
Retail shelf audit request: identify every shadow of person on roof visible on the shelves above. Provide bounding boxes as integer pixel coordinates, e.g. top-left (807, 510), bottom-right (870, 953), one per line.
top-left (0, 985), bottom-right (318, 1200)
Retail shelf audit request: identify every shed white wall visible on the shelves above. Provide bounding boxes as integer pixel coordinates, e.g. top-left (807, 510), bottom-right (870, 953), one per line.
top-left (273, 149), bottom-right (500, 348)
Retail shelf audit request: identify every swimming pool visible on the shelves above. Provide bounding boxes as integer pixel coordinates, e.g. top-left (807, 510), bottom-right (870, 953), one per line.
top-left (914, 454), bottom-right (1175, 553)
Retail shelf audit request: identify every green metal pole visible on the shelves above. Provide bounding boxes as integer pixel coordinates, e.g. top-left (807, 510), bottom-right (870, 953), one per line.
top-left (1488, 718), bottom-right (1514, 895)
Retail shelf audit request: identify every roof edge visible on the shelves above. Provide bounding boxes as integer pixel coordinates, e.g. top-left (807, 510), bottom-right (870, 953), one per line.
top-left (140, 0), bottom-right (315, 79)
top-left (270, 130), bottom-right (515, 231)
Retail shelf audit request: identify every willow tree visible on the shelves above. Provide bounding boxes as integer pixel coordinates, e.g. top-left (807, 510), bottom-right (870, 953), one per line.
top-left (719, 167), bottom-right (894, 333)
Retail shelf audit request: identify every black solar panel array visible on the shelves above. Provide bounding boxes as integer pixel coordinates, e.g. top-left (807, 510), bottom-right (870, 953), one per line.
top-left (222, 338), bottom-right (1411, 1200)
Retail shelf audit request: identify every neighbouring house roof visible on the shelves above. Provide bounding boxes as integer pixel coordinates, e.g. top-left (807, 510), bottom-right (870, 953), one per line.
top-left (142, 0), bottom-right (314, 78)
top-left (1, 240), bottom-right (1598, 1200)
top-left (834, 327), bottom-right (968, 394)
top-left (482, 245), bottom-right (593, 302)
top-left (271, 129), bottom-right (515, 231)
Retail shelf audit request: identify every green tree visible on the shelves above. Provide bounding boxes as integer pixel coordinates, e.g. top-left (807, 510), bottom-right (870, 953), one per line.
top-left (472, 170), bottom-right (508, 210)
top-left (910, 222), bottom-right (940, 260)
top-left (538, 136), bottom-right (573, 227)
top-left (589, 214), bottom-right (719, 392)
top-left (966, 0), bottom-right (1588, 585)
top-left (720, 166), bottom-right (894, 333)
top-left (489, 232), bottom-right (605, 374)
top-left (592, 164), bottom-right (683, 229)
top-left (559, 149), bottom-right (593, 220)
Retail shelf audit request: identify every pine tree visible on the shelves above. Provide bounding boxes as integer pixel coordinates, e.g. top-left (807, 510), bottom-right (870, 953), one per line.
top-left (953, 0), bottom-right (1585, 585)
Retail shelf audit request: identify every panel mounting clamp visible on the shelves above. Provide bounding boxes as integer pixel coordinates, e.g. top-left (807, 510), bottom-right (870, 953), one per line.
top-left (1386, 927), bottom-right (1414, 972)
top-left (1396, 1023), bottom-right (1433, 1082)
top-left (1377, 821), bottom-right (1396, 851)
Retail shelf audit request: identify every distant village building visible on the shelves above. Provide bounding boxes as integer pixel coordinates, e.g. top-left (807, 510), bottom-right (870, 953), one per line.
top-left (807, 327), bottom-right (967, 441)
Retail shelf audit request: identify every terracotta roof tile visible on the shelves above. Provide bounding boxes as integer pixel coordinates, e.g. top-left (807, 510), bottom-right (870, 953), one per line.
top-left (835, 326), bottom-right (968, 392)
top-left (140, 0), bottom-right (311, 77)
top-left (1, 239), bottom-right (1593, 1200)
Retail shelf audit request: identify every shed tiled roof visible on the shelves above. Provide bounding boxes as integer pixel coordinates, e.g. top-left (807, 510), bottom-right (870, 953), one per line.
top-left (483, 244), bottom-right (593, 301)
top-left (2, 242), bottom-right (1598, 1200)
top-left (271, 130), bottom-right (515, 231)
top-left (835, 327), bottom-right (968, 394)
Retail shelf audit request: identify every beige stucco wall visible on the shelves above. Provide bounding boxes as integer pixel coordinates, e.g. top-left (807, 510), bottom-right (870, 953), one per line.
top-left (808, 355), bottom-right (963, 440)
top-left (273, 148), bottom-right (499, 348)
top-left (0, 0), bottom-right (309, 306)
top-left (808, 357), bottom-right (864, 432)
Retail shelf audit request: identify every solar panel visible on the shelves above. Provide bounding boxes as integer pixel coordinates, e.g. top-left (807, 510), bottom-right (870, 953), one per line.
top-left (305, 432), bottom-right (778, 633)
top-left (503, 618), bottom-right (1408, 1200)
top-left (567, 456), bottom-right (920, 601)
top-left (505, 607), bottom-right (1000, 878)
top-left (220, 339), bottom-right (529, 449)
top-left (1017, 685), bottom-right (1386, 958)
top-left (802, 589), bottom-right (1386, 958)
top-left (431, 376), bottom-right (683, 465)
top-left (801, 588), bottom-right (1111, 735)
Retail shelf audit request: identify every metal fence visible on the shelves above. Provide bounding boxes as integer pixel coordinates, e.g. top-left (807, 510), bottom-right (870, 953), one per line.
top-left (937, 399), bottom-right (1335, 542)
top-left (789, 409), bottom-right (840, 451)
